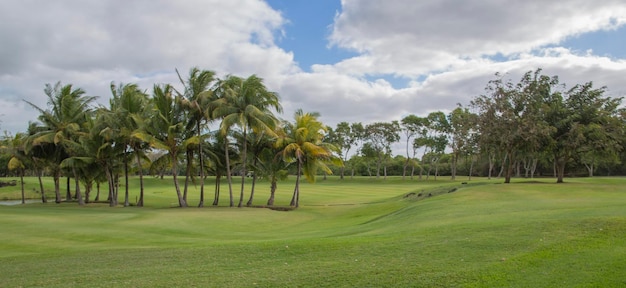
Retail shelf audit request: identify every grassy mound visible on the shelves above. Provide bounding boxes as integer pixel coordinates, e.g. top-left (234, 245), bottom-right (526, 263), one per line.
top-left (0, 176), bottom-right (625, 287)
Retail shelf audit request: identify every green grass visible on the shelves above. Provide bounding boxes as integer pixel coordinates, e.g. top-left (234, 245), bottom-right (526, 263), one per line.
top-left (1, 176), bottom-right (625, 287)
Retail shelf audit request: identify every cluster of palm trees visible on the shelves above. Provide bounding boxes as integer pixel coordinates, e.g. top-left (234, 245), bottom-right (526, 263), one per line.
top-left (3, 67), bottom-right (340, 208)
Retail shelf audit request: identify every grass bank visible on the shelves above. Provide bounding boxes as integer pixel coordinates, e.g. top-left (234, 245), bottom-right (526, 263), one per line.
top-left (0, 176), bottom-right (625, 287)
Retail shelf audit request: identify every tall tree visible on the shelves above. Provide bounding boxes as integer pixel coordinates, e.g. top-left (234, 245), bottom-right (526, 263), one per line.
top-left (331, 122), bottom-right (363, 179)
top-left (213, 75), bottom-right (282, 208)
top-left (177, 67), bottom-right (216, 207)
top-left (59, 118), bottom-right (99, 206)
top-left (24, 122), bottom-right (51, 203)
top-left (471, 71), bottom-right (548, 183)
top-left (420, 112), bottom-right (449, 180)
top-left (137, 84), bottom-right (188, 207)
top-left (364, 121), bottom-right (400, 179)
top-left (401, 115), bottom-right (427, 180)
top-left (278, 110), bottom-right (341, 208)
top-left (3, 132), bottom-right (28, 204)
top-left (25, 82), bottom-right (96, 202)
top-left (204, 131), bottom-right (234, 206)
top-left (447, 107), bottom-right (477, 180)
top-left (547, 81), bottom-right (622, 183)
top-left (107, 82), bottom-right (150, 207)
top-left (255, 142), bottom-right (289, 206)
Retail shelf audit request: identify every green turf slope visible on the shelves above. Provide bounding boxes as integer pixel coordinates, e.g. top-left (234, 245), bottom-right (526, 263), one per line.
top-left (0, 177), bottom-right (625, 287)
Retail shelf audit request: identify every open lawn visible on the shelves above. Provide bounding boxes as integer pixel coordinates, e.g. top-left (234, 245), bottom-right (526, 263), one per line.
top-left (1, 176), bottom-right (625, 287)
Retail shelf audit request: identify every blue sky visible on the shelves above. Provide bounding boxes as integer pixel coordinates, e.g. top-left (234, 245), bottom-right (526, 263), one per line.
top-left (1, 0), bottom-right (626, 154)
top-left (266, 0), bottom-right (358, 70)
top-left (265, 0), bottom-right (626, 91)
top-left (560, 27), bottom-right (626, 59)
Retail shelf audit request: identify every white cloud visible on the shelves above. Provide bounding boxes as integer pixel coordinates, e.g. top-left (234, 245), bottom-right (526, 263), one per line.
top-left (0, 0), bottom-right (296, 132)
top-left (1, 0), bottom-right (626, 161)
top-left (328, 0), bottom-right (626, 78)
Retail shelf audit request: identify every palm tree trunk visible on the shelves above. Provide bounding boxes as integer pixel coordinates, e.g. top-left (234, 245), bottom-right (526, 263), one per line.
top-left (95, 181), bottom-right (100, 202)
top-left (197, 123), bottom-right (205, 208)
top-left (106, 168), bottom-right (115, 207)
top-left (225, 137), bottom-right (234, 207)
top-left (246, 157), bottom-right (259, 206)
top-left (54, 172), bottom-right (61, 203)
top-left (171, 154), bottom-right (187, 207)
top-left (183, 150), bottom-right (192, 204)
top-left (267, 179), bottom-right (276, 206)
top-left (238, 128), bottom-right (247, 208)
top-left (73, 168), bottom-right (85, 206)
top-left (84, 181), bottom-right (92, 204)
top-left (19, 170), bottom-right (25, 204)
top-left (136, 151), bottom-right (145, 207)
top-left (246, 174), bottom-right (257, 206)
top-left (213, 175), bottom-right (221, 206)
top-left (291, 162), bottom-right (302, 207)
top-left (124, 154), bottom-right (130, 207)
top-left (66, 176), bottom-right (72, 200)
top-left (38, 170), bottom-right (47, 203)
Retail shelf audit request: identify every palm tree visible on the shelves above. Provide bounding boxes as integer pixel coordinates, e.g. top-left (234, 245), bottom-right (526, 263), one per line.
top-left (97, 116), bottom-right (125, 207)
top-left (177, 67), bottom-right (216, 207)
top-left (136, 84), bottom-right (188, 207)
top-left (241, 130), bottom-right (279, 206)
top-left (76, 114), bottom-right (119, 205)
top-left (25, 82), bottom-right (97, 203)
top-left (213, 75), bottom-right (282, 207)
top-left (107, 82), bottom-right (150, 207)
top-left (278, 110), bottom-right (341, 208)
top-left (250, 136), bottom-right (288, 206)
top-left (2, 132), bottom-right (28, 204)
top-left (204, 131), bottom-right (234, 206)
top-left (25, 122), bottom-right (52, 203)
top-left (59, 130), bottom-right (91, 206)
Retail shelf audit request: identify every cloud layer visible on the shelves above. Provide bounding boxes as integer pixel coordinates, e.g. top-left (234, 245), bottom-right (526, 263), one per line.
top-left (1, 0), bottom-right (626, 144)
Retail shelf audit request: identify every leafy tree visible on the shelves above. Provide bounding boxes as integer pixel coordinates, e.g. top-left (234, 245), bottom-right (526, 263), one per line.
top-left (329, 122), bottom-right (363, 179)
top-left (364, 121), bottom-right (400, 179)
top-left (447, 107), bottom-right (477, 180)
top-left (471, 71), bottom-right (553, 183)
top-left (547, 81), bottom-right (622, 182)
top-left (424, 112), bottom-right (449, 180)
top-left (401, 115), bottom-right (427, 180)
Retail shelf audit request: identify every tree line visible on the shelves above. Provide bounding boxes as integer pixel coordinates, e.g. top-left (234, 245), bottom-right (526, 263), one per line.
top-left (1, 68), bottom-right (624, 206)
top-left (1, 68), bottom-right (339, 207)
top-left (327, 69), bottom-right (624, 183)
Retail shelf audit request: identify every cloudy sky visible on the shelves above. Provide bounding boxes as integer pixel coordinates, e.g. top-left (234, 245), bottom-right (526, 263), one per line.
top-left (2, 0), bottom-right (626, 152)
